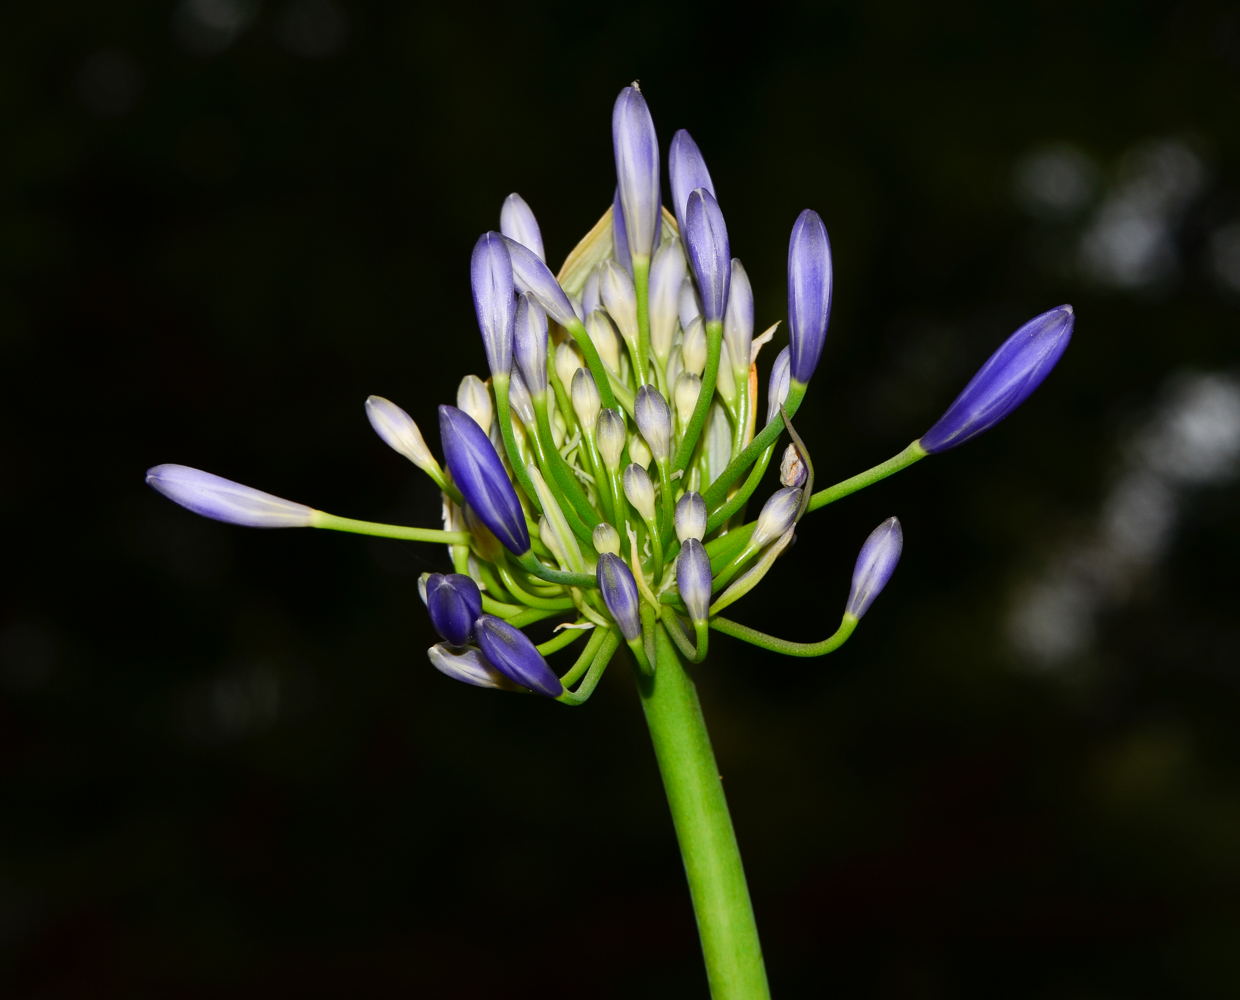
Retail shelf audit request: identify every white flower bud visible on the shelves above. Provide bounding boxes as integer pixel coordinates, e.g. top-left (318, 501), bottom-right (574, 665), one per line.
top-left (508, 369), bottom-right (537, 428)
top-left (627, 431), bottom-right (652, 470)
top-left (678, 274), bottom-right (702, 332)
top-left (649, 238), bottom-right (687, 367)
top-left (539, 516), bottom-right (564, 564)
top-left (596, 408), bottom-right (627, 469)
top-left (674, 372), bottom-right (702, 434)
top-left (674, 491), bottom-right (707, 543)
top-left (586, 310), bottom-right (622, 373)
top-left (682, 316), bottom-right (707, 377)
top-left (599, 259), bottom-right (639, 353)
top-left (593, 521), bottom-right (621, 555)
top-left (365, 396), bottom-right (438, 473)
top-left (623, 463), bottom-right (657, 523)
top-left (555, 341), bottom-right (583, 391)
top-left (715, 340), bottom-right (737, 405)
top-left (551, 408), bottom-right (567, 449)
top-left (571, 368), bottom-right (601, 431)
top-left (751, 486), bottom-right (802, 549)
top-left (456, 376), bottom-right (493, 433)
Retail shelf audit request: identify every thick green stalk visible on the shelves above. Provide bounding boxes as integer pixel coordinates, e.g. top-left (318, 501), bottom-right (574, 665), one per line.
top-left (534, 396), bottom-right (602, 532)
top-left (806, 440), bottom-right (927, 513)
top-left (637, 625), bottom-right (770, 1000)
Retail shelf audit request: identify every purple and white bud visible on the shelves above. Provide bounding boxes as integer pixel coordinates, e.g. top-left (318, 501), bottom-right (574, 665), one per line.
top-left (634, 384), bottom-right (672, 463)
top-left (779, 444), bottom-right (807, 487)
top-left (674, 491), bottom-right (707, 543)
top-left (582, 264), bottom-right (602, 318)
top-left (649, 238), bottom-right (687, 367)
top-left (586, 310), bottom-right (622, 374)
top-left (439, 405), bottom-right (530, 555)
top-left (669, 129), bottom-right (717, 239)
top-left (365, 396), bottom-right (438, 473)
top-left (787, 209), bottom-right (833, 384)
top-left (456, 375), bottom-right (493, 433)
top-left (846, 517), bottom-right (903, 619)
top-left (751, 486), bottom-right (802, 549)
top-left (684, 189), bottom-right (731, 323)
top-left (424, 572), bottom-right (484, 647)
top-left (597, 552), bottom-right (642, 641)
top-left (508, 369), bottom-right (537, 428)
top-left (502, 235), bottom-right (578, 329)
top-left (593, 521), bottom-right (621, 555)
top-left (513, 292), bottom-right (549, 397)
top-left (682, 317), bottom-right (707, 377)
top-left (679, 275), bottom-right (703, 333)
top-left (674, 372), bottom-right (702, 433)
top-left (500, 193), bottom-right (545, 262)
top-left (471, 232), bottom-right (515, 378)
top-left (612, 85), bottom-right (661, 263)
top-left (554, 341), bottom-right (582, 392)
top-left (612, 187), bottom-right (633, 276)
top-left (676, 538), bottom-right (713, 624)
top-left (623, 463), bottom-right (657, 522)
top-left (146, 465), bottom-right (314, 528)
top-left (571, 368), bottom-right (601, 431)
top-left (428, 643), bottom-right (518, 691)
top-left (766, 346), bottom-right (791, 425)
top-left (474, 613), bottom-right (563, 697)
top-left (723, 259), bottom-right (753, 374)
top-left (596, 408), bottom-right (627, 470)
top-left (599, 259), bottom-right (639, 354)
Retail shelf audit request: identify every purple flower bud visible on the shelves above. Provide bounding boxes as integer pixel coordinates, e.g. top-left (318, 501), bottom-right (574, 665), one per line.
top-left (649, 238), bottom-right (686, 365)
top-left (677, 538), bottom-right (712, 624)
top-left (723, 259), bottom-right (753, 372)
top-left (669, 129), bottom-right (717, 240)
top-left (428, 643), bottom-right (518, 690)
top-left (501, 234), bottom-right (578, 329)
top-left (920, 305), bottom-right (1075, 454)
top-left (612, 187), bottom-right (633, 276)
top-left (146, 465), bottom-right (314, 527)
top-left (634, 384), bottom-right (672, 463)
top-left (684, 189), bottom-right (731, 323)
top-left (612, 85), bottom-right (660, 263)
top-left (846, 517), bottom-right (903, 619)
top-left (766, 346), bottom-right (791, 425)
top-left (500, 193), bottom-right (545, 262)
top-left (513, 292), bottom-right (549, 397)
top-left (674, 491), bottom-right (707, 542)
top-left (751, 486), bottom-right (801, 549)
top-left (438, 405), bottom-right (530, 555)
top-left (471, 232), bottom-right (515, 378)
top-left (596, 552), bottom-right (642, 641)
top-left (424, 572), bottom-right (483, 646)
top-left (474, 613), bottom-right (563, 697)
top-left (787, 209), bottom-right (833, 384)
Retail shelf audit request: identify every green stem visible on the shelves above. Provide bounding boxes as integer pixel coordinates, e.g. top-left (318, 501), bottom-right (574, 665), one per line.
top-left (634, 257), bottom-right (652, 387)
top-left (535, 396), bottom-right (602, 533)
top-left (672, 319), bottom-right (724, 474)
top-left (565, 318), bottom-right (619, 413)
top-left (310, 512), bottom-right (470, 544)
top-left (706, 442), bottom-right (776, 535)
top-left (702, 381), bottom-right (806, 510)
top-left (557, 628), bottom-right (620, 705)
top-left (710, 613), bottom-right (857, 656)
top-left (637, 624), bottom-right (770, 1000)
top-left (806, 440), bottom-right (927, 513)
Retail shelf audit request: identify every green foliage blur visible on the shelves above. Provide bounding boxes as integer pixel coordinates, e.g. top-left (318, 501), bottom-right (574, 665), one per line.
top-left (3, 1), bottom-right (1240, 996)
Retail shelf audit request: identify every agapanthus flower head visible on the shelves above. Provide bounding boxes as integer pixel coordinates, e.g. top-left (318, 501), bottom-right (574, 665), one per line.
top-left (846, 517), bottom-right (903, 619)
top-left (612, 84), bottom-right (660, 264)
top-left (474, 614), bottom-right (563, 697)
top-left (146, 465), bottom-right (314, 528)
top-left (500, 193), bottom-right (545, 262)
top-left (438, 405), bottom-right (529, 555)
top-left (684, 189), bottom-right (731, 323)
top-left (787, 209), bottom-right (832, 385)
top-left (669, 129), bottom-right (716, 239)
top-left (423, 572), bottom-right (483, 647)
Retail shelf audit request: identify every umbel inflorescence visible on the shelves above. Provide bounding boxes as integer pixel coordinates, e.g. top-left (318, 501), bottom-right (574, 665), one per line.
top-left (146, 85), bottom-right (1074, 705)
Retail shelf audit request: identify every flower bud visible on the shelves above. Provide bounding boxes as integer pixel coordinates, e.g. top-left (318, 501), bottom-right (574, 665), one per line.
top-left (675, 491), bottom-right (707, 543)
top-left (597, 552), bottom-right (642, 641)
top-left (365, 396), bottom-right (438, 472)
top-left (502, 234), bottom-right (578, 329)
top-left (669, 129), bottom-right (716, 239)
top-left (612, 85), bottom-right (660, 263)
top-left (779, 444), bottom-right (807, 487)
top-left (554, 341), bottom-right (583, 392)
top-left (571, 367), bottom-right (601, 431)
top-left (539, 516), bottom-right (564, 564)
top-left (787, 209), bottom-right (833, 384)
top-left (676, 538), bottom-right (712, 624)
top-left (586, 309), bottom-right (622, 373)
top-left (593, 521), bottom-right (621, 555)
top-left (428, 643), bottom-right (517, 690)
top-left (627, 432), bottom-right (652, 470)
top-left (582, 264), bottom-right (602, 317)
top-left (146, 465), bottom-right (314, 528)
top-left (723, 258), bottom-right (753, 373)
top-left (666, 340), bottom-right (684, 390)
top-left (513, 292), bottom-right (549, 397)
top-left (551, 408), bottom-right (567, 449)
top-left (424, 572), bottom-right (483, 647)
top-left (634, 384), bottom-right (672, 463)
top-left (919, 305), bottom-right (1074, 454)
top-left (623, 463), bottom-right (657, 522)
top-left (846, 517), bottom-right (903, 619)
top-left (684, 189), bottom-right (731, 323)
top-left (471, 232), bottom-right (515, 378)
top-left (612, 187), bottom-right (632, 275)
top-left (508, 369), bottom-right (537, 428)
top-left (766, 346), bottom-right (791, 425)
top-left (751, 486), bottom-right (801, 549)
top-left (715, 341), bottom-right (737, 406)
top-left (500, 192), bottom-right (545, 262)
top-left (474, 613), bottom-right (563, 697)
top-left (649, 238), bottom-right (687, 367)
top-left (674, 372), bottom-right (702, 432)
top-left (679, 275), bottom-right (702, 333)
top-left (456, 375), bottom-right (493, 433)
top-left (439, 405), bottom-right (530, 555)
top-left (599, 259), bottom-right (639, 354)
top-left (596, 408), bottom-right (627, 469)
top-left (682, 317), bottom-right (707, 377)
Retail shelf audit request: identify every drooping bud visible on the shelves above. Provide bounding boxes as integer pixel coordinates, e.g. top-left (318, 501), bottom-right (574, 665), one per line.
top-left (612, 85), bottom-right (660, 263)
top-left (500, 193), bottom-right (546, 262)
top-left (684, 189), bottom-right (731, 323)
top-left (597, 552), bottom-right (642, 641)
top-left (751, 486), bottom-right (802, 549)
top-left (627, 432), bottom-right (652, 470)
top-left (612, 187), bottom-right (633, 276)
top-left (365, 396), bottom-right (439, 473)
top-left (438, 405), bottom-right (530, 555)
top-left (456, 375), bottom-right (493, 432)
top-left (474, 613), bottom-right (563, 697)
top-left (669, 129), bottom-right (716, 239)
top-left (679, 275), bottom-right (702, 332)
top-left (513, 292), bottom-right (549, 397)
top-left (623, 463), bottom-right (657, 522)
top-left (676, 538), bottom-right (712, 624)
top-left (596, 408), bottom-right (627, 469)
top-left (571, 368), bottom-right (601, 431)
top-left (634, 384), bottom-right (672, 463)
top-left (919, 306), bottom-right (1074, 454)
top-left (649, 238), bottom-right (687, 368)
top-left (554, 341), bottom-right (583, 392)
top-left (593, 521), bottom-right (621, 555)
top-left (424, 572), bottom-right (483, 647)
top-left (674, 372), bottom-right (702, 433)
top-left (502, 235), bottom-right (578, 329)
top-left (428, 644), bottom-right (518, 690)
top-left (682, 317), bottom-right (707, 377)
top-left (675, 491), bottom-right (707, 542)
top-left (787, 209), bottom-right (833, 384)
top-left (779, 444), bottom-right (807, 487)
top-left (766, 346), bottom-right (791, 425)
top-left (846, 517), bottom-right (903, 619)
top-left (146, 465), bottom-right (314, 528)
top-left (586, 310), bottom-right (622, 373)
top-left (471, 232), bottom-right (515, 378)
top-left (508, 369), bottom-right (537, 428)
top-left (599, 259), bottom-right (639, 355)
top-left (723, 258), bottom-right (753, 374)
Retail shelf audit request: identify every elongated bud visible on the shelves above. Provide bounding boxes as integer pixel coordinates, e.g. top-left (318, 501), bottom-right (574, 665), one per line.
top-left (623, 463), bottom-right (657, 522)
top-left (471, 232), bottom-right (515, 378)
top-left (599, 259), bottom-right (639, 354)
top-left (675, 491), bottom-right (707, 542)
top-left (779, 443), bottom-right (807, 487)
top-left (456, 375), bottom-right (493, 432)
top-left (679, 275), bottom-right (703, 332)
top-left (751, 486), bottom-right (802, 548)
top-left (513, 292), bottom-right (549, 397)
top-left (508, 369), bottom-right (537, 428)
top-left (612, 85), bottom-right (660, 263)
top-left (666, 341), bottom-right (684, 390)
top-left (365, 396), bottom-right (438, 472)
top-left (438, 405), bottom-right (530, 555)
top-left (500, 193), bottom-right (545, 262)
top-left (424, 572), bottom-right (483, 647)
top-left (586, 310), bottom-right (622, 373)
top-left (612, 187), bottom-right (633, 276)
top-left (766, 346), bottom-right (791, 425)
top-left (723, 258), bottom-right (753, 374)
top-left (597, 552), bottom-right (642, 641)
top-left (593, 521), bottom-right (621, 555)
top-left (649, 238), bottom-right (687, 366)
top-left (682, 317), bottom-right (707, 376)
top-left (501, 235), bottom-right (578, 328)
top-left (669, 129), bottom-right (717, 239)
top-left (634, 384), bottom-right (672, 463)
top-left (677, 538), bottom-right (712, 624)
top-left (846, 517), bottom-right (903, 619)
top-left (787, 209), bottom-right (833, 384)
top-left (146, 465), bottom-right (314, 528)
top-left (428, 644), bottom-right (518, 690)
top-left (674, 372), bottom-right (702, 432)
top-left (920, 306), bottom-right (1074, 453)
top-left (539, 516), bottom-right (564, 565)
top-left (627, 432), bottom-right (652, 470)
top-left (554, 341), bottom-right (583, 392)
top-left (582, 264), bottom-right (602, 317)
top-left (474, 614), bottom-right (563, 697)
top-left (596, 408), bottom-right (627, 469)
top-left (715, 341), bottom-right (737, 406)
top-left (571, 368), bottom-right (601, 430)
top-left (684, 189), bottom-right (731, 323)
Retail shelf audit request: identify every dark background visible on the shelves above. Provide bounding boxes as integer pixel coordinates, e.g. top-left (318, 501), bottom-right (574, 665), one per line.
top-left (3, 1), bottom-right (1240, 997)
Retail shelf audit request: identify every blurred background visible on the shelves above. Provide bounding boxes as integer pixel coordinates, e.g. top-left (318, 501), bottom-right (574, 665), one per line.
top-left (2, 1), bottom-right (1240, 996)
